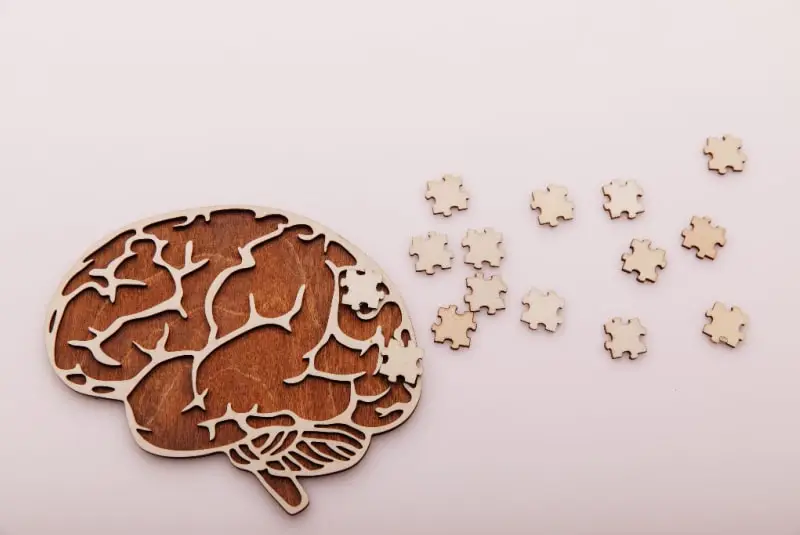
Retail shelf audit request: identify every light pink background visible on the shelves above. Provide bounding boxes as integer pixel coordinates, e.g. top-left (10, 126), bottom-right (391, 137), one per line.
top-left (2, 1), bottom-right (800, 533)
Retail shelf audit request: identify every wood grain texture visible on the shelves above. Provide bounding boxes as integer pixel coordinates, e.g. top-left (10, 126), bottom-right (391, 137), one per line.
top-left (45, 206), bottom-right (422, 515)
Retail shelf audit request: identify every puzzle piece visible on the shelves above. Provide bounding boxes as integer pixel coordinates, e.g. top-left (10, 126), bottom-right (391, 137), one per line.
top-left (602, 180), bottom-right (644, 220)
top-left (464, 273), bottom-right (507, 314)
top-left (521, 288), bottom-right (565, 332)
top-left (704, 135), bottom-right (746, 174)
top-left (378, 338), bottom-right (423, 385)
top-left (409, 232), bottom-right (454, 274)
top-left (340, 269), bottom-right (385, 311)
top-left (425, 174), bottom-right (469, 216)
top-left (431, 305), bottom-right (477, 349)
top-left (703, 302), bottom-right (747, 348)
top-left (530, 185), bottom-right (575, 227)
top-left (621, 239), bottom-right (667, 283)
top-left (681, 216), bottom-right (726, 260)
top-left (603, 317), bottom-right (647, 359)
top-left (461, 228), bottom-right (504, 269)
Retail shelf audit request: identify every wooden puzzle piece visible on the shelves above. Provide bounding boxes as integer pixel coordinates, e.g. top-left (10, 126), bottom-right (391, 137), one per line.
top-left (425, 174), bottom-right (469, 216)
top-left (621, 239), bottom-right (667, 283)
top-left (530, 185), bottom-right (575, 227)
top-left (462, 228), bottom-right (504, 269)
top-left (703, 302), bottom-right (747, 348)
top-left (464, 273), bottom-right (507, 314)
top-left (602, 180), bottom-right (644, 220)
top-left (520, 288), bottom-right (565, 332)
top-left (704, 135), bottom-right (746, 174)
top-left (409, 232), bottom-right (454, 274)
top-left (681, 216), bottom-right (726, 260)
top-left (603, 317), bottom-right (647, 359)
top-left (432, 305), bottom-right (477, 349)
top-left (379, 338), bottom-right (423, 385)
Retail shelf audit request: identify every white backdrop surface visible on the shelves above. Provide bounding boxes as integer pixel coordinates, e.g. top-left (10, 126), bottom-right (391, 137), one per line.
top-left (2, 1), bottom-right (800, 534)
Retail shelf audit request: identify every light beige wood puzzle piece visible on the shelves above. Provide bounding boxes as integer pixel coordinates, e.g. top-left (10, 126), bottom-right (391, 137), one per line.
top-left (681, 216), bottom-right (726, 260)
top-left (603, 317), bottom-right (647, 359)
top-left (602, 180), bottom-right (644, 220)
top-left (409, 232), bottom-right (454, 274)
top-left (431, 305), bottom-right (477, 349)
top-left (621, 239), bottom-right (667, 283)
top-left (379, 338), bottom-right (423, 385)
top-left (704, 135), bottom-right (746, 174)
top-left (520, 288), bottom-right (564, 332)
top-left (530, 185), bottom-right (575, 227)
top-left (341, 269), bottom-right (386, 311)
top-left (425, 174), bottom-right (469, 216)
top-left (462, 227), bottom-right (504, 269)
top-left (703, 302), bottom-right (747, 348)
top-left (464, 273), bottom-right (507, 314)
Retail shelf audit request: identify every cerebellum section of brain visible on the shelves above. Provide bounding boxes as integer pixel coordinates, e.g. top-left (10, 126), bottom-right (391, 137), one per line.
top-left (45, 206), bottom-right (422, 515)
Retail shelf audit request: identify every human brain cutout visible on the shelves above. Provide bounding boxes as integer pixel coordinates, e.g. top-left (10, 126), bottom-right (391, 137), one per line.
top-left (45, 206), bottom-right (422, 515)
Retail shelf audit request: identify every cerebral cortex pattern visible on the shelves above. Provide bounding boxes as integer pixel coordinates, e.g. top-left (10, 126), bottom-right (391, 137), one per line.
top-left (45, 206), bottom-right (423, 515)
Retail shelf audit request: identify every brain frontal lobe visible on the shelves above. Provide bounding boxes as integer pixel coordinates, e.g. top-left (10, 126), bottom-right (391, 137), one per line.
top-left (47, 207), bottom-right (422, 514)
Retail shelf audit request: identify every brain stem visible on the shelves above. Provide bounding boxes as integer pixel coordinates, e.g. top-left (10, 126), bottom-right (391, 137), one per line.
top-left (255, 470), bottom-right (309, 515)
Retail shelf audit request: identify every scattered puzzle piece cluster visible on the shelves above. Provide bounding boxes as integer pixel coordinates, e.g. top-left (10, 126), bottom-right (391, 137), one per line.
top-left (413, 138), bottom-right (749, 357)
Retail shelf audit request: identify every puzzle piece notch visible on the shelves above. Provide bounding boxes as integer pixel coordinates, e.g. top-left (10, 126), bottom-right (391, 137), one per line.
top-left (521, 288), bottom-right (565, 332)
top-left (409, 232), bottom-right (454, 275)
top-left (462, 228), bottom-right (504, 269)
top-left (602, 180), bottom-right (645, 220)
top-left (340, 269), bottom-right (386, 311)
top-left (603, 317), bottom-right (647, 359)
top-left (703, 302), bottom-right (747, 348)
top-left (425, 174), bottom-right (470, 216)
top-left (703, 135), bottom-right (746, 174)
top-left (378, 338), bottom-right (423, 385)
top-left (621, 239), bottom-right (667, 283)
top-left (530, 185), bottom-right (575, 227)
top-left (464, 273), bottom-right (508, 314)
top-left (681, 216), bottom-right (726, 260)
top-left (431, 305), bottom-right (477, 350)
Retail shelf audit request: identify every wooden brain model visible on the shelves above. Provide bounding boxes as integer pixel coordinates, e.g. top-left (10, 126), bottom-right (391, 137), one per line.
top-left (45, 207), bottom-right (423, 515)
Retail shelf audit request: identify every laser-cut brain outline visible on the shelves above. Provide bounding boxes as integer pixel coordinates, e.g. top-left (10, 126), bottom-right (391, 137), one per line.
top-left (45, 206), bottom-right (422, 515)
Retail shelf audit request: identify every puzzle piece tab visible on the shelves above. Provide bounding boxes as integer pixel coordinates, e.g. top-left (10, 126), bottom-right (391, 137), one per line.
top-left (378, 338), bottom-right (423, 385)
top-left (462, 228), bottom-right (504, 269)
